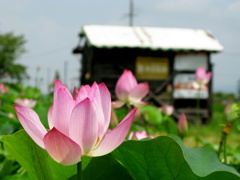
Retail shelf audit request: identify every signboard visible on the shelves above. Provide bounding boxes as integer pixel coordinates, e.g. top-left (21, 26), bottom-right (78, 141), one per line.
top-left (174, 53), bottom-right (208, 71)
top-left (136, 56), bottom-right (169, 80)
top-left (173, 74), bottom-right (209, 99)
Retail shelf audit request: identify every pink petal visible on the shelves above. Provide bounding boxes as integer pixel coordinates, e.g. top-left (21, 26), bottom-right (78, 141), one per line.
top-left (90, 108), bottom-right (136, 156)
top-left (206, 72), bottom-right (212, 83)
top-left (53, 80), bottom-right (68, 102)
top-left (14, 98), bottom-right (36, 108)
top-left (88, 82), bottom-right (99, 100)
top-left (87, 83), bottom-right (106, 137)
top-left (225, 104), bottom-right (231, 116)
top-left (98, 83), bottom-right (111, 133)
top-left (52, 88), bottom-right (75, 136)
top-left (115, 70), bottom-right (137, 102)
top-left (129, 131), bottom-right (149, 140)
top-left (75, 84), bottom-right (90, 103)
top-left (47, 105), bottom-right (53, 129)
top-left (69, 98), bottom-right (98, 155)
top-left (14, 105), bottom-right (47, 149)
top-left (72, 87), bottom-right (79, 100)
top-left (161, 104), bottom-right (174, 116)
top-left (195, 67), bottom-right (206, 80)
top-left (178, 113), bottom-right (188, 134)
top-left (129, 82), bottom-right (149, 104)
top-left (111, 101), bottom-right (125, 108)
top-left (43, 128), bottom-right (81, 166)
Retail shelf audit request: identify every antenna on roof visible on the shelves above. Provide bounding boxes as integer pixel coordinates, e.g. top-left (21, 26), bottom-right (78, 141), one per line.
top-left (129, 0), bottom-right (134, 26)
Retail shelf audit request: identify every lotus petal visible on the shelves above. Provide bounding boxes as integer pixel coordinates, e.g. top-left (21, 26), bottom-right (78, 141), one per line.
top-left (116, 70), bottom-right (137, 101)
top-left (14, 105), bottom-right (47, 149)
top-left (129, 82), bottom-right (149, 105)
top-left (91, 108), bottom-right (136, 156)
top-left (52, 88), bottom-right (75, 136)
top-left (44, 128), bottom-right (81, 166)
top-left (69, 98), bottom-right (98, 155)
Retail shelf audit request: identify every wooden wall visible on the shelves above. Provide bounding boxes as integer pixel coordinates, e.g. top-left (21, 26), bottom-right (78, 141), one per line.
top-left (79, 46), bottom-right (213, 122)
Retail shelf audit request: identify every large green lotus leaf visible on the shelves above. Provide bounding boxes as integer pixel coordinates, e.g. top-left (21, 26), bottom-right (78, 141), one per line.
top-left (83, 155), bottom-right (133, 180)
top-left (1, 130), bottom-right (76, 180)
top-left (170, 135), bottom-right (240, 178)
top-left (111, 135), bottom-right (240, 180)
top-left (69, 155), bottom-right (133, 180)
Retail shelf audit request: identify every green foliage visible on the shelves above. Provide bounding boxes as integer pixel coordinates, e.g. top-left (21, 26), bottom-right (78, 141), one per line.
top-left (162, 115), bottom-right (179, 135)
top-left (1, 84), bottom-right (240, 179)
top-left (0, 82), bottom-right (53, 134)
top-left (1, 130), bottom-right (76, 180)
top-left (81, 156), bottom-right (133, 180)
top-left (1, 131), bottom-right (240, 179)
top-left (213, 92), bottom-right (236, 103)
top-left (112, 135), bottom-right (240, 179)
top-left (0, 82), bottom-right (53, 179)
top-left (140, 104), bottom-right (163, 124)
top-left (114, 104), bottom-right (179, 136)
top-left (0, 32), bottom-right (28, 82)
top-left (227, 103), bottom-right (240, 122)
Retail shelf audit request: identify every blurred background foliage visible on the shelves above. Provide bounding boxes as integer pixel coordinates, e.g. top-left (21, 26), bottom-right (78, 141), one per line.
top-left (0, 32), bottom-right (29, 83)
top-left (1, 82), bottom-right (240, 179)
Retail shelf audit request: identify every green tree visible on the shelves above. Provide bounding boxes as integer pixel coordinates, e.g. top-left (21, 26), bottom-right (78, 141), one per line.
top-left (0, 32), bottom-right (28, 82)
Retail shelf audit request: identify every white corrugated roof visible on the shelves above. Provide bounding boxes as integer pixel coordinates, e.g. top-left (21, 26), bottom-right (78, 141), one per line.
top-left (80, 25), bottom-right (223, 52)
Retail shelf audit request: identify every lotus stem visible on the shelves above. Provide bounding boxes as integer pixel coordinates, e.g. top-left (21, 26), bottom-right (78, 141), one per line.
top-left (77, 161), bottom-right (82, 180)
top-left (218, 122), bottom-right (232, 163)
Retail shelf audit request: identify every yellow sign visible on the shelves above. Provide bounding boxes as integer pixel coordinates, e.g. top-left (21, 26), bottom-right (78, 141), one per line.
top-left (136, 56), bottom-right (169, 80)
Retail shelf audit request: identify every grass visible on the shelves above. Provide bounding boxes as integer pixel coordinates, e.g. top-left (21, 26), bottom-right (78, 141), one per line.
top-left (184, 99), bottom-right (240, 152)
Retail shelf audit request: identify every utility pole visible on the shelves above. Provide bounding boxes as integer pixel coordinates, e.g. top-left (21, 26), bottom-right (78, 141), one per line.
top-left (129, 0), bottom-right (134, 26)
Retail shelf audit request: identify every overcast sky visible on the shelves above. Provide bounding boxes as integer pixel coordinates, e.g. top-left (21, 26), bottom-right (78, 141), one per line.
top-left (1, 0), bottom-right (240, 94)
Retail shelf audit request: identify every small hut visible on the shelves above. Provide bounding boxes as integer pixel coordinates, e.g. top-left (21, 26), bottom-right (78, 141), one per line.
top-left (73, 25), bottom-right (223, 122)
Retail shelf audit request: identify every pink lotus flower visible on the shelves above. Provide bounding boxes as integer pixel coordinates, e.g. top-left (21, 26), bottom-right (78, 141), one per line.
top-left (0, 83), bottom-right (8, 94)
top-left (15, 98), bottom-right (37, 108)
top-left (159, 104), bottom-right (174, 116)
top-left (129, 131), bottom-right (153, 140)
top-left (195, 67), bottom-right (212, 86)
top-left (8, 113), bottom-right (15, 119)
top-left (113, 70), bottom-right (149, 107)
top-left (224, 104), bottom-right (231, 116)
top-left (14, 80), bottom-right (136, 166)
top-left (178, 113), bottom-right (188, 134)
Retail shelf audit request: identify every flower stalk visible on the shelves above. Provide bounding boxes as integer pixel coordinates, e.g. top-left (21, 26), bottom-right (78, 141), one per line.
top-left (77, 161), bottom-right (82, 180)
top-left (218, 122), bottom-right (232, 163)
top-left (196, 89), bottom-right (201, 123)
